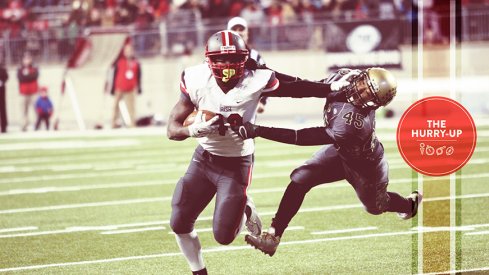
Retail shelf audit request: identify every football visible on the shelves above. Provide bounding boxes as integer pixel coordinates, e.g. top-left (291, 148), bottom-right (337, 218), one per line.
top-left (183, 110), bottom-right (217, 126)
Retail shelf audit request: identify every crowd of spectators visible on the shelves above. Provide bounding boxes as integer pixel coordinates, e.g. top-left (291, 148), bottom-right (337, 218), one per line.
top-left (6, 0), bottom-right (488, 35)
top-left (0, 0), bottom-right (488, 64)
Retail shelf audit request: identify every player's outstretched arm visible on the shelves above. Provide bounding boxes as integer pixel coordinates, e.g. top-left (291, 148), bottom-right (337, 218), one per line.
top-left (234, 122), bottom-right (335, 146)
top-left (167, 94), bottom-right (195, 141)
top-left (266, 78), bottom-right (334, 98)
top-left (263, 69), bottom-right (360, 101)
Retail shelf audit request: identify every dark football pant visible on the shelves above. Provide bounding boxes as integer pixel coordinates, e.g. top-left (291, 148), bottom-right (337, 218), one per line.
top-left (272, 145), bottom-right (411, 237)
top-left (170, 146), bottom-right (253, 245)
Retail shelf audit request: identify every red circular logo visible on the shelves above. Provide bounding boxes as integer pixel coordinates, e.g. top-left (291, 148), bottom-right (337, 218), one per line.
top-left (396, 96), bottom-right (477, 176)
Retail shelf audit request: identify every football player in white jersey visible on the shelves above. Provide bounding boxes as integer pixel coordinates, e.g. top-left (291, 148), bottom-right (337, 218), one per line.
top-left (167, 30), bottom-right (352, 275)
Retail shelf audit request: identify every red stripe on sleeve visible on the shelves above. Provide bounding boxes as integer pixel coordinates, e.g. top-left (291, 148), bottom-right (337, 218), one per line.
top-left (180, 81), bottom-right (188, 94)
top-left (265, 78), bottom-right (279, 89)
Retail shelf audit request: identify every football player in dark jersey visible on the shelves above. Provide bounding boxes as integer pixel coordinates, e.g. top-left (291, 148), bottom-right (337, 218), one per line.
top-left (233, 68), bottom-right (423, 257)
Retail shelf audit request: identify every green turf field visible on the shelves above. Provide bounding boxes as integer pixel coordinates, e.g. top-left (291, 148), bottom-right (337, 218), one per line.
top-left (0, 127), bottom-right (488, 274)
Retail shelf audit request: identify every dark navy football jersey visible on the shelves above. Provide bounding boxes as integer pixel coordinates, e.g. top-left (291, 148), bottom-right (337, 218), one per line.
top-left (320, 69), bottom-right (382, 162)
top-left (323, 101), bottom-right (382, 162)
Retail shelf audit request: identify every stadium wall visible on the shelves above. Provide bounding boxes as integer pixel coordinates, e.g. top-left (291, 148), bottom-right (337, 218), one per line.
top-left (4, 42), bottom-right (489, 131)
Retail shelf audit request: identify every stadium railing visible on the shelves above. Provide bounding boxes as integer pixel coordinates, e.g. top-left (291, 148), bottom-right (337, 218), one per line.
top-left (1, 4), bottom-right (489, 66)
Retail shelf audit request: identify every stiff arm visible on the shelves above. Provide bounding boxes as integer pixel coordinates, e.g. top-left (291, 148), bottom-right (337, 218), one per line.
top-left (238, 123), bottom-right (335, 146)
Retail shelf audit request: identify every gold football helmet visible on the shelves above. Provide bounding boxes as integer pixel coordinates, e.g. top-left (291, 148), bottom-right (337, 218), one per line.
top-left (345, 67), bottom-right (397, 109)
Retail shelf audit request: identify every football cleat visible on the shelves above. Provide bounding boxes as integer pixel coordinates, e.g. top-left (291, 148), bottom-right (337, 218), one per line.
top-left (245, 197), bottom-right (262, 236)
top-left (398, 191), bottom-right (423, 220)
top-left (245, 232), bottom-right (281, 257)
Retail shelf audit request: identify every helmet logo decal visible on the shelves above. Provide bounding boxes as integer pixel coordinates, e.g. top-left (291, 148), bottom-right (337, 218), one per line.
top-left (222, 68), bottom-right (236, 82)
top-left (220, 31), bottom-right (237, 53)
top-left (220, 45), bottom-right (236, 53)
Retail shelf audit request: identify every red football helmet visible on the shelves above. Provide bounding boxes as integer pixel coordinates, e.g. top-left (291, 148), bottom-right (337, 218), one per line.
top-left (205, 30), bottom-right (249, 83)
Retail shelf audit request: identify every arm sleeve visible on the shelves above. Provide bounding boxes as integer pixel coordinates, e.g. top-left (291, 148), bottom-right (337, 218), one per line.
top-left (256, 126), bottom-right (335, 146)
top-left (275, 71), bottom-right (301, 82)
top-left (264, 78), bottom-right (349, 102)
top-left (260, 68), bottom-right (350, 101)
top-left (263, 78), bottom-right (333, 98)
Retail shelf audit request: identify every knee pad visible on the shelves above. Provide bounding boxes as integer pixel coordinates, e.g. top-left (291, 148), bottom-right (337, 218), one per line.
top-left (212, 195), bottom-right (245, 245)
top-left (170, 212), bottom-right (193, 234)
top-left (213, 228), bottom-right (236, 245)
top-left (290, 167), bottom-right (309, 184)
top-left (364, 206), bottom-right (384, 215)
top-left (170, 178), bottom-right (194, 234)
top-left (363, 197), bottom-right (388, 215)
top-left (288, 180), bottom-right (313, 194)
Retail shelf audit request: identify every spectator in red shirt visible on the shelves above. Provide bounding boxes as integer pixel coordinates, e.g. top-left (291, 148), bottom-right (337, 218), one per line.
top-left (17, 53), bottom-right (39, 131)
top-left (108, 43), bottom-right (142, 128)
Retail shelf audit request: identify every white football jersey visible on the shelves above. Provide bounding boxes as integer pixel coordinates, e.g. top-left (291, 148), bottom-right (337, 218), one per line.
top-left (181, 63), bottom-right (279, 157)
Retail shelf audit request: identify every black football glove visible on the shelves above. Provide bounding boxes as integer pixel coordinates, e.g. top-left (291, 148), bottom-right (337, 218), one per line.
top-left (232, 121), bottom-right (259, 139)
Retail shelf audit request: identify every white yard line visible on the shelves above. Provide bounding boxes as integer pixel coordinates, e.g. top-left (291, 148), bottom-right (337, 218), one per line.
top-left (0, 226), bottom-right (38, 233)
top-left (0, 227), bottom-right (119, 238)
top-left (0, 197), bottom-right (171, 214)
top-left (0, 170), bottom-right (160, 185)
top-left (2, 168), bottom-right (489, 197)
top-left (166, 226), bottom-right (305, 236)
top-left (311, 226), bottom-right (377, 235)
top-left (0, 142), bottom-right (311, 166)
top-left (0, 161), bottom-right (294, 185)
top-left (3, 154), bottom-right (489, 185)
top-left (12, 153), bottom-right (489, 175)
top-left (1, 188), bottom-right (488, 216)
top-left (470, 223), bottom-right (489, 228)
top-left (2, 194), bottom-right (489, 239)
top-left (422, 266), bottom-right (489, 275)
top-left (0, 180), bottom-right (173, 196)
top-left (0, 222), bottom-right (172, 239)
top-left (0, 227), bottom-right (472, 273)
top-left (465, 230), bottom-right (489, 236)
top-left (0, 206), bottom-right (351, 238)
top-left (412, 226), bottom-right (476, 232)
top-left (424, 193), bottom-right (489, 202)
top-left (0, 139), bottom-right (140, 151)
top-left (100, 226), bottom-right (167, 235)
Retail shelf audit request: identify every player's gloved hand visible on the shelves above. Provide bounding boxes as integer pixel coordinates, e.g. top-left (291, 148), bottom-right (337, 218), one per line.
top-left (330, 69), bottom-right (361, 92)
top-left (232, 121), bottom-right (259, 139)
top-left (187, 111), bottom-right (220, 138)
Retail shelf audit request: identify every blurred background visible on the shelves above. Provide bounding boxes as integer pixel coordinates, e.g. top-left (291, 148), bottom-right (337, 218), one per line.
top-left (1, 0), bottom-right (488, 131)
